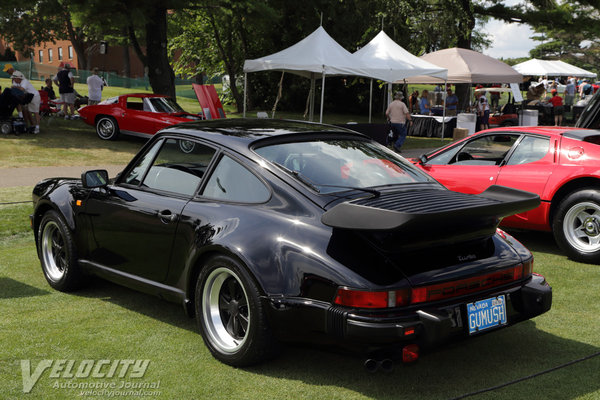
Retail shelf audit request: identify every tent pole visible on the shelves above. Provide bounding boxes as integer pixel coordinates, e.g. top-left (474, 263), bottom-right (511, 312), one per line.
top-left (310, 73), bottom-right (315, 122)
top-left (243, 73), bottom-right (247, 118)
top-left (320, 73), bottom-right (325, 123)
top-left (369, 79), bottom-right (373, 123)
top-left (442, 80), bottom-right (447, 140)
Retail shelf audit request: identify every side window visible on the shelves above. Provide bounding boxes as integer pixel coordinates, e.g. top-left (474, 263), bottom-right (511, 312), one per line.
top-left (450, 134), bottom-right (518, 165)
top-left (202, 155), bottom-right (270, 203)
top-left (126, 97), bottom-right (144, 110)
top-left (123, 139), bottom-right (164, 186)
top-left (506, 136), bottom-right (550, 165)
top-left (142, 139), bottom-right (216, 196)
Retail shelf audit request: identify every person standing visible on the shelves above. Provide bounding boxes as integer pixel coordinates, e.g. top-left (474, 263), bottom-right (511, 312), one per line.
top-left (445, 88), bottom-right (459, 114)
top-left (86, 67), bottom-right (106, 105)
top-left (564, 77), bottom-right (575, 106)
top-left (476, 92), bottom-right (490, 131)
top-left (54, 63), bottom-right (76, 119)
top-left (419, 90), bottom-right (430, 115)
top-left (385, 92), bottom-right (412, 152)
top-left (549, 89), bottom-right (564, 126)
top-left (11, 71), bottom-right (41, 133)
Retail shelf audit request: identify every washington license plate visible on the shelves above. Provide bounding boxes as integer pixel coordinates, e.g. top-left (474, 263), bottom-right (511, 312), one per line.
top-left (467, 295), bottom-right (507, 335)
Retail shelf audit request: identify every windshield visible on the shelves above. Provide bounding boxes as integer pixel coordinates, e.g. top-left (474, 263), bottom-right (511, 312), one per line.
top-left (147, 97), bottom-right (185, 113)
top-left (255, 139), bottom-right (434, 193)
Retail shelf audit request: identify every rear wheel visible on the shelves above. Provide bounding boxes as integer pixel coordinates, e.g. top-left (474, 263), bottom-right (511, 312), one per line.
top-left (96, 116), bottom-right (119, 140)
top-left (38, 210), bottom-right (85, 291)
top-left (195, 255), bottom-right (278, 366)
top-left (553, 188), bottom-right (600, 263)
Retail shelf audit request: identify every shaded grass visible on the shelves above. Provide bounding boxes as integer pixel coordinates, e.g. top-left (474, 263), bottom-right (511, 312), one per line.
top-left (1, 191), bottom-right (600, 399)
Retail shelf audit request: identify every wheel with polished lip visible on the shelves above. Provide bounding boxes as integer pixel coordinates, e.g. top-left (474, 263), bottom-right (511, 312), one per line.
top-left (553, 188), bottom-right (600, 263)
top-left (95, 116), bottom-right (120, 140)
top-left (38, 210), bottom-right (85, 291)
top-left (195, 255), bottom-right (278, 366)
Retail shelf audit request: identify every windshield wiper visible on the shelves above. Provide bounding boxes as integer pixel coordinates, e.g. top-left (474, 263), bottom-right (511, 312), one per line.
top-left (314, 184), bottom-right (380, 198)
top-left (272, 162), bottom-right (380, 197)
top-left (273, 162), bottom-right (320, 192)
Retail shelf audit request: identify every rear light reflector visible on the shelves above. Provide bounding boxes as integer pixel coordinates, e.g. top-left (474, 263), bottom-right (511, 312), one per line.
top-left (402, 344), bottom-right (419, 363)
top-left (411, 265), bottom-right (524, 304)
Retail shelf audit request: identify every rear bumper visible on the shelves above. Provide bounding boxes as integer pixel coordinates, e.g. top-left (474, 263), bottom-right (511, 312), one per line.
top-left (267, 275), bottom-right (551, 349)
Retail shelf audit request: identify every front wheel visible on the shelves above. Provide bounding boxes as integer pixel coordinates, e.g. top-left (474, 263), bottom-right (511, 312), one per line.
top-left (38, 210), bottom-right (85, 291)
top-left (195, 255), bottom-right (278, 366)
top-left (96, 116), bottom-right (119, 140)
top-left (553, 188), bottom-right (600, 263)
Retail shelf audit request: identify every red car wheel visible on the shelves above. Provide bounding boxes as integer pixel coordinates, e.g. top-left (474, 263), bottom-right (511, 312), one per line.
top-left (96, 116), bottom-right (120, 140)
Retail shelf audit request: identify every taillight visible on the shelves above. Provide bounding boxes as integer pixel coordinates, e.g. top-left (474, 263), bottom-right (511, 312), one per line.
top-left (522, 258), bottom-right (533, 277)
top-left (334, 288), bottom-right (411, 308)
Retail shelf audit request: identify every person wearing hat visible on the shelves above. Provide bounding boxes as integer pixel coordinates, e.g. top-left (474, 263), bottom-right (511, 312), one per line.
top-left (3, 63), bottom-right (15, 77)
top-left (86, 67), bottom-right (106, 105)
top-left (53, 63), bottom-right (76, 119)
top-left (385, 91), bottom-right (412, 152)
top-left (580, 79), bottom-right (593, 100)
top-left (11, 71), bottom-right (41, 134)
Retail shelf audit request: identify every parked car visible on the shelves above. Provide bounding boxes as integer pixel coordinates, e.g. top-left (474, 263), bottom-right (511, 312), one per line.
top-left (78, 93), bottom-right (202, 141)
top-left (31, 119), bottom-right (551, 367)
top-left (412, 126), bottom-right (600, 263)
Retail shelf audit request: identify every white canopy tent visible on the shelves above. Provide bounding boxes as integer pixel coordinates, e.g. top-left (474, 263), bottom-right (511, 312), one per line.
top-left (350, 30), bottom-right (448, 122)
top-left (512, 59), bottom-right (597, 78)
top-left (243, 26), bottom-right (373, 122)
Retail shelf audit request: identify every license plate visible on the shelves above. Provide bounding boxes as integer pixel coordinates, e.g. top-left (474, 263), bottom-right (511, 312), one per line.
top-left (467, 295), bottom-right (507, 335)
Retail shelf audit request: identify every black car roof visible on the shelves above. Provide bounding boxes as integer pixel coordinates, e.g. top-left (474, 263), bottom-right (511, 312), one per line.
top-left (159, 118), bottom-right (365, 150)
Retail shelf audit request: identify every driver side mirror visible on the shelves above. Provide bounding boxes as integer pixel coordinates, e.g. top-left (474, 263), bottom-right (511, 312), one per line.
top-left (82, 169), bottom-right (109, 188)
top-left (419, 154), bottom-right (428, 164)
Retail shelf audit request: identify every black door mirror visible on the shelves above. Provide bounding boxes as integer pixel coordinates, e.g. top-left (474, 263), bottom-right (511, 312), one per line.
top-left (419, 154), bottom-right (428, 164)
top-left (82, 170), bottom-right (109, 188)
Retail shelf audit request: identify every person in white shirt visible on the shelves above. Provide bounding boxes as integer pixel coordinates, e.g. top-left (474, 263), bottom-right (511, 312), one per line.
top-left (86, 67), bottom-right (106, 105)
top-left (11, 71), bottom-right (41, 134)
top-left (476, 92), bottom-right (490, 131)
top-left (385, 92), bottom-right (412, 152)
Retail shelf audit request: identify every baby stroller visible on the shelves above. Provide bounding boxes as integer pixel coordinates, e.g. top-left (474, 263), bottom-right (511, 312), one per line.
top-left (0, 87), bottom-right (33, 134)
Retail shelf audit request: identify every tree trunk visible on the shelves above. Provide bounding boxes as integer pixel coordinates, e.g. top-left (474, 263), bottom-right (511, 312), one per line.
top-left (455, 0), bottom-right (476, 112)
top-left (145, 7), bottom-right (175, 97)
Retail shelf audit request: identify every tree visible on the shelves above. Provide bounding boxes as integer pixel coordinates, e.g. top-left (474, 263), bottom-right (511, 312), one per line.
top-left (0, 0), bottom-right (89, 69)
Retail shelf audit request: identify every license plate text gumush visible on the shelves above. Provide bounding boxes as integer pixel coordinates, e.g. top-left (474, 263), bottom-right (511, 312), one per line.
top-left (467, 295), bottom-right (507, 334)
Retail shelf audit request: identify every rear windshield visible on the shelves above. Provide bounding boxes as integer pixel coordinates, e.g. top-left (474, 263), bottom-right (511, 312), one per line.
top-left (254, 139), bottom-right (434, 193)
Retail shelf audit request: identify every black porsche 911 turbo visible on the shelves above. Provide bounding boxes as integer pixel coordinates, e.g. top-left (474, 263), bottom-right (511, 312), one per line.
top-left (31, 119), bottom-right (551, 367)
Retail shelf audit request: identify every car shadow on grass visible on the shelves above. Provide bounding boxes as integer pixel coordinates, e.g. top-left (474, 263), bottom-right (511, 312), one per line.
top-left (71, 275), bottom-right (600, 400)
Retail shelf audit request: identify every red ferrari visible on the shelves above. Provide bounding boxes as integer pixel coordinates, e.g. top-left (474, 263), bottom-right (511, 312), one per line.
top-left (78, 93), bottom-right (202, 141)
top-left (412, 126), bottom-right (600, 263)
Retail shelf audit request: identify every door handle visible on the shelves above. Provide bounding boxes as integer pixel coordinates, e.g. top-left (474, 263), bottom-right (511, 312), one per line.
top-left (158, 209), bottom-right (177, 223)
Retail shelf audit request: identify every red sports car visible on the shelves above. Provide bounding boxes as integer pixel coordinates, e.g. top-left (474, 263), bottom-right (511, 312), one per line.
top-left (78, 93), bottom-right (202, 141)
top-left (412, 126), bottom-right (600, 263)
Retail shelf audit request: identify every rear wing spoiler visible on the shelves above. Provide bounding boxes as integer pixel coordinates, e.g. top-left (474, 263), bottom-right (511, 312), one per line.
top-left (322, 185), bottom-right (539, 241)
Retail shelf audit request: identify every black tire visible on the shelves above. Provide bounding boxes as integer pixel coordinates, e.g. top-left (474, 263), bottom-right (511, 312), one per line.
top-left (38, 210), bottom-right (85, 291)
top-left (195, 255), bottom-right (278, 366)
top-left (95, 116), bottom-right (119, 140)
top-left (553, 188), bottom-right (600, 263)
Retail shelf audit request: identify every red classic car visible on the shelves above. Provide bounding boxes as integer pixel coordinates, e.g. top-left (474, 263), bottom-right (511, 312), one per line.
top-left (78, 93), bottom-right (202, 140)
top-left (412, 126), bottom-right (600, 263)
